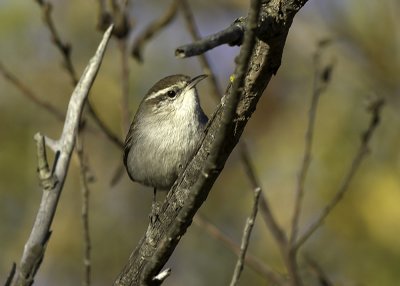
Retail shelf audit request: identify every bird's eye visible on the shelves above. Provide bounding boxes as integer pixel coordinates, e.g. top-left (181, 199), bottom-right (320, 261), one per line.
top-left (167, 90), bottom-right (176, 98)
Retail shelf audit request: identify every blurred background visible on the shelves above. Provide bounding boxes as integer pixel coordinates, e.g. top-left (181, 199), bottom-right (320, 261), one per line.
top-left (0, 0), bottom-right (399, 285)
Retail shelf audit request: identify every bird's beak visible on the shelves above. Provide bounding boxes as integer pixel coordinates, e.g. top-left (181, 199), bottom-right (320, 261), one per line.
top-left (187, 74), bottom-right (208, 90)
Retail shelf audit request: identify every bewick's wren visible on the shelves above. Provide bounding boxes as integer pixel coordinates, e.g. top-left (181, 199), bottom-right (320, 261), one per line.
top-left (123, 74), bottom-right (208, 192)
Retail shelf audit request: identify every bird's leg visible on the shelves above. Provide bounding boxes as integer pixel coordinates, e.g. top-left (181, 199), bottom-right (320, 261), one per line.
top-left (150, 188), bottom-right (160, 224)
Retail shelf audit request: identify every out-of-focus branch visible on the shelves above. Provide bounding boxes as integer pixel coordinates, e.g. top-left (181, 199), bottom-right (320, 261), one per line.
top-left (34, 0), bottom-right (77, 82)
top-left (194, 215), bottom-right (284, 284)
top-left (96, 0), bottom-right (113, 31)
top-left (229, 187), bottom-right (261, 286)
top-left (0, 61), bottom-right (65, 121)
top-left (295, 98), bottom-right (384, 249)
top-left (118, 39), bottom-right (131, 134)
top-left (4, 263), bottom-right (16, 286)
top-left (11, 26), bottom-right (113, 286)
top-left (176, 17), bottom-right (245, 58)
top-left (34, 0), bottom-right (124, 149)
top-left (290, 41), bottom-right (334, 245)
top-left (109, 0), bottom-right (131, 38)
top-left (131, 0), bottom-right (181, 62)
top-left (304, 255), bottom-right (333, 286)
top-left (76, 135), bottom-right (92, 286)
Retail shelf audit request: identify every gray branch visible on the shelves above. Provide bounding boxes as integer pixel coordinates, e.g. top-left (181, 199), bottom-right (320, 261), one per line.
top-left (11, 25), bottom-right (113, 286)
top-left (175, 17), bottom-right (246, 58)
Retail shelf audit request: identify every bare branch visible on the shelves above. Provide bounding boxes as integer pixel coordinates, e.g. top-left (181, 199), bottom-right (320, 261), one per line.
top-left (34, 0), bottom-right (124, 149)
top-left (96, 0), bottom-right (113, 31)
top-left (109, 0), bottom-right (131, 38)
top-left (118, 39), bottom-right (131, 134)
top-left (0, 61), bottom-right (65, 121)
top-left (295, 98), bottom-right (384, 249)
top-left (304, 255), bottom-right (333, 286)
top-left (34, 0), bottom-right (77, 81)
top-left (229, 187), bottom-right (261, 286)
top-left (4, 263), bottom-right (16, 286)
top-left (11, 25), bottom-right (113, 286)
top-left (131, 0), bottom-right (181, 62)
top-left (176, 18), bottom-right (245, 58)
top-left (290, 42), bottom-right (334, 245)
top-left (76, 135), bottom-right (92, 286)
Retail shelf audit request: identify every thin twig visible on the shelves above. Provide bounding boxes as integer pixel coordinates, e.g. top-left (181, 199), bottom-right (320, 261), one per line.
top-left (229, 187), bottom-right (261, 286)
top-left (118, 39), bottom-right (131, 134)
top-left (4, 263), bottom-right (16, 286)
top-left (131, 0), bottom-right (181, 62)
top-left (304, 255), bottom-right (333, 286)
top-left (11, 25), bottom-right (113, 286)
top-left (194, 215), bottom-right (284, 284)
top-left (76, 135), bottom-right (92, 286)
top-left (290, 43), bottom-right (333, 245)
top-left (0, 61), bottom-right (65, 121)
top-left (34, 0), bottom-right (78, 82)
top-left (109, 0), bottom-right (131, 38)
top-left (96, 0), bottom-right (113, 31)
top-left (176, 17), bottom-right (245, 58)
top-left (295, 98), bottom-right (384, 249)
top-left (34, 0), bottom-right (124, 149)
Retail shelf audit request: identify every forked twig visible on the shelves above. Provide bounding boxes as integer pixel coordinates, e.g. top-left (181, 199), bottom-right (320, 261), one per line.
top-left (290, 42), bottom-right (334, 245)
top-left (295, 98), bottom-right (384, 249)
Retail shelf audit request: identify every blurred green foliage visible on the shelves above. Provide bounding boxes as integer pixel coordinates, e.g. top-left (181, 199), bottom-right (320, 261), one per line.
top-left (0, 0), bottom-right (399, 285)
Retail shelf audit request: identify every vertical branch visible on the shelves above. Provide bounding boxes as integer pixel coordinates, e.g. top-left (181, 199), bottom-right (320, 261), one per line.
top-left (118, 39), bottom-right (131, 134)
top-left (290, 44), bottom-right (332, 245)
top-left (76, 135), bottom-right (92, 286)
top-left (229, 188), bottom-right (261, 286)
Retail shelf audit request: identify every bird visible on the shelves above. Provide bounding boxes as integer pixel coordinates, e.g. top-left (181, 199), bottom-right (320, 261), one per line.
top-left (123, 74), bottom-right (208, 216)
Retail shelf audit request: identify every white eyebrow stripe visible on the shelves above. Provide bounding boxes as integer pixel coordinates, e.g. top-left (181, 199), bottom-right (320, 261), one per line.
top-left (145, 86), bottom-right (180, 101)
